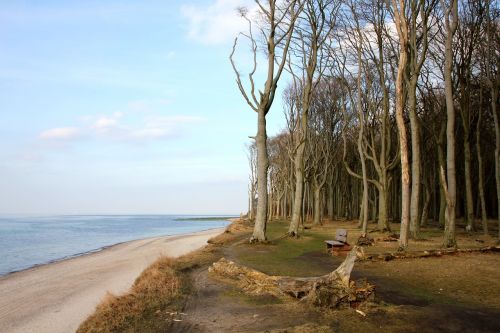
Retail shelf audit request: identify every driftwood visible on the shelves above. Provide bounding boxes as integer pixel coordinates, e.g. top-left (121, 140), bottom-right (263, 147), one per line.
top-left (360, 246), bottom-right (500, 262)
top-left (208, 246), bottom-right (374, 308)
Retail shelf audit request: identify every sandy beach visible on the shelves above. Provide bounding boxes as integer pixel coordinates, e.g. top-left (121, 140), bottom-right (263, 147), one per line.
top-left (0, 228), bottom-right (224, 333)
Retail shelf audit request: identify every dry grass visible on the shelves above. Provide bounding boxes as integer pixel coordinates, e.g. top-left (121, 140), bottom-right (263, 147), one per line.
top-left (77, 257), bottom-right (183, 333)
top-left (207, 218), bottom-right (253, 245)
top-left (76, 220), bottom-right (247, 333)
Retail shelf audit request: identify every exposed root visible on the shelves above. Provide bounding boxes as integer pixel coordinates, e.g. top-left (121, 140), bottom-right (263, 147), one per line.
top-left (208, 246), bottom-right (375, 308)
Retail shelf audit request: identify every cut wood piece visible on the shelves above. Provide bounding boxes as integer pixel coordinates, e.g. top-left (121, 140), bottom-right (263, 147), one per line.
top-left (208, 246), bottom-right (374, 308)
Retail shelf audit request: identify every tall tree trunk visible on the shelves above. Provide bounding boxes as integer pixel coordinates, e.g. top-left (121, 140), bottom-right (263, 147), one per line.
top-left (377, 183), bottom-right (390, 231)
top-left (395, 53), bottom-right (410, 250)
top-left (477, 90), bottom-right (488, 234)
top-left (268, 185), bottom-right (273, 221)
top-left (251, 110), bottom-right (269, 242)
top-left (327, 179), bottom-right (334, 218)
top-left (313, 186), bottom-right (322, 225)
top-left (463, 135), bottom-right (474, 231)
top-left (248, 189), bottom-right (254, 221)
top-left (485, 0), bottom-right (500, 240)
top-left (442, 0), bottom-right (458, 248)
top-left (289, 138), bottom-right (305, 236)
top-left (492, 86), bottom-right (500, 239)
top-left (460, 81), bottom-right (475, 232)
top-left (420, 178), bottom-right (431, 227)
top-left (437, 123), bottom-right (446, 228)
top-left (390, 0), bottom-right (411, 251)
top-left (359, 132), bottom-right (369, 234)
top-left (409, 86), bottom-right (421, 239)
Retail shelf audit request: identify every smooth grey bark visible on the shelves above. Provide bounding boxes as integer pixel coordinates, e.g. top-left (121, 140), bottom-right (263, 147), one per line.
top-left (436, 122), bottom-right (447, 228)
top-left (327, 181), bottom-right (334, 218)
top-left (230, 1), bottom-right (302, 242)
top-left (389, 0), bottom-right (411, 250)
top-left (420, 179), bottom-right (431, 227)
top-left (491, 83), bottom-right (500, 239)
top-left (358, 111), bottom-right (369, 234)
top-left (407, 0), bottom-right (434, 239)
top-left (288, 0), bottom-right (335, 236)
top-left (253, 110), bottom-right (269, 241)
top-left (289, 141), bottom-right (305, 235)
top-left (442, 0), bottom-right (458, 248)
top-left (313, 186), bottom-right (322, 225)
top-left (485, 0), bottom-right (500, 239)
top-left (476, 90), bottom-right (488, 234)
top-left (409, 90), bottom-right (421, 238)
top-left (365, 1), bottom-right (397, 232)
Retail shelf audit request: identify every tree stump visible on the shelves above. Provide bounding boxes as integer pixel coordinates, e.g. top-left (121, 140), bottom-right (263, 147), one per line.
top-left (208, 246), bottom-right (374, 308)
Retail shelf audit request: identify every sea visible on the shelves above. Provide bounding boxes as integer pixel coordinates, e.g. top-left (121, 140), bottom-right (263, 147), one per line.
top-left (0, 215), bottom-right (231, 276)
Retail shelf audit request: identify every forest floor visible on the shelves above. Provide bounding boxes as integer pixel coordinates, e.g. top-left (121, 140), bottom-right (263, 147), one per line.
top-left (79, 218), bottom-right (500, 333)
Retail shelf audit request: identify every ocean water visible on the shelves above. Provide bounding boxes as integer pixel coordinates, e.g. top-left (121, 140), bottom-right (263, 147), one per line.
top-left (0, 215), bottom-right (231, 276)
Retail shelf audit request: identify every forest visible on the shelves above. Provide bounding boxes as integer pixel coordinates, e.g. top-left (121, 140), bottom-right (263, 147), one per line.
top-left (71, 1), bottom-right (500, 331)
top-left (231, 0), bottom-right (500, 250)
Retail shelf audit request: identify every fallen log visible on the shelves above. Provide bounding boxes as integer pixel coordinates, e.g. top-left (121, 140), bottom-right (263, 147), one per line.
top-left (360, 245), bottom-right (500, 262)
top-left (208, 246), bottom-right (374, 308)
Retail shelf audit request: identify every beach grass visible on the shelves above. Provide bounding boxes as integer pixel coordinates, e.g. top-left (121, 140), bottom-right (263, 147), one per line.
top-left (76, 240), bottom-right (226, 333)
top-left (77, 257), bottom-right (184, 333)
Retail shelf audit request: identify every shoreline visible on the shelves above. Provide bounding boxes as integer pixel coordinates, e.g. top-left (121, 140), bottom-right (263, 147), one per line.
top-left (0, 227), bottom-right (226, 333)
top-left (1, 225), bottom-right (229, 278)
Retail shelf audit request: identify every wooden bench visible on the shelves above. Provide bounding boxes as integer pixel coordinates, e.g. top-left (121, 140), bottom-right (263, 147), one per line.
top-left (325, 229), bottom-right (352, 254)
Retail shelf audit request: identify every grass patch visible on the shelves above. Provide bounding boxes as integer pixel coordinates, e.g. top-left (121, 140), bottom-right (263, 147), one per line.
top-left (236, 221), bottom-right (337, 277)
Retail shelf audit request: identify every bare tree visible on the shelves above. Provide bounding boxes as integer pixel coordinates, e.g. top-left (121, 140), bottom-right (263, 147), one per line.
top-left (387, 0), bottom-right (411, 250)
top-left (406, 0), bottom-right (436, 239)
top-left (440, 0), bottom-right (458, 248)
top-left (287, 0), bottom-right (338, 236)
top-left (230, 0), bottom-right (303, 242)
top-left (247, 143), bottom-right (258, 220)
top-left (484, 0), bottom-right (500, 239)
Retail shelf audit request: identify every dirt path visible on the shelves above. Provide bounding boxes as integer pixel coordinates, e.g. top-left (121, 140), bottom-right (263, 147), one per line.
top-left (172, 246), bottom-right (500, 332)
top-left (0, 228), bottom-right (223, 333)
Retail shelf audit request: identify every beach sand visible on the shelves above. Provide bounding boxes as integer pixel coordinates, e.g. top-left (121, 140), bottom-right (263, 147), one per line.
top-left (0, 228), bottom-right (224, 333)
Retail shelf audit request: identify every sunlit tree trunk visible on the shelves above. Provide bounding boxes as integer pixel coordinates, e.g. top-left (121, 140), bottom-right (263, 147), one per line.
top-left (442, 0), bottom-right (458, 248)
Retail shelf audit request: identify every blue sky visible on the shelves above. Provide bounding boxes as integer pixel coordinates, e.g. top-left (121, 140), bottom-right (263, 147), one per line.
top-left (0, 0), bottom-right (286, 215)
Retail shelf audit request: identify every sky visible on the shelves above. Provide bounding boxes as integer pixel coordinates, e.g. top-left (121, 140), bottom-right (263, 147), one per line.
top-left (0, 0), bottom-right (287, 215)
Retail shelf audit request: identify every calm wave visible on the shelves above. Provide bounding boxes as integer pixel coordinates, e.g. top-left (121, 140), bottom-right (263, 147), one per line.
top-left (0, 215), bottom-right (231, 276)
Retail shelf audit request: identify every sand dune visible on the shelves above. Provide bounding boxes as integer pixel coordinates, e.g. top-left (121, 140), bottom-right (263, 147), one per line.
top-left (0, 228), bottom-right (223, 333)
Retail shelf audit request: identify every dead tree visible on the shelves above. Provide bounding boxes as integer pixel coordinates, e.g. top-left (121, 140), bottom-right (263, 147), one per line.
top-left (208, 246), bottom-right (374, 308)
top-left (230, 1), bottom-right (303, 242)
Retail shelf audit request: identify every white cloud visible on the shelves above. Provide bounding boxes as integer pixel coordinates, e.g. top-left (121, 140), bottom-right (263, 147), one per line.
top-left (181, 0), bottom-right (256, 45)
top-left (39, 127), bottom-right (81, 140)
top-left (39, 112), bottom-right (204, 144)
top-left (92, 112), bottom-right (123, 130)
